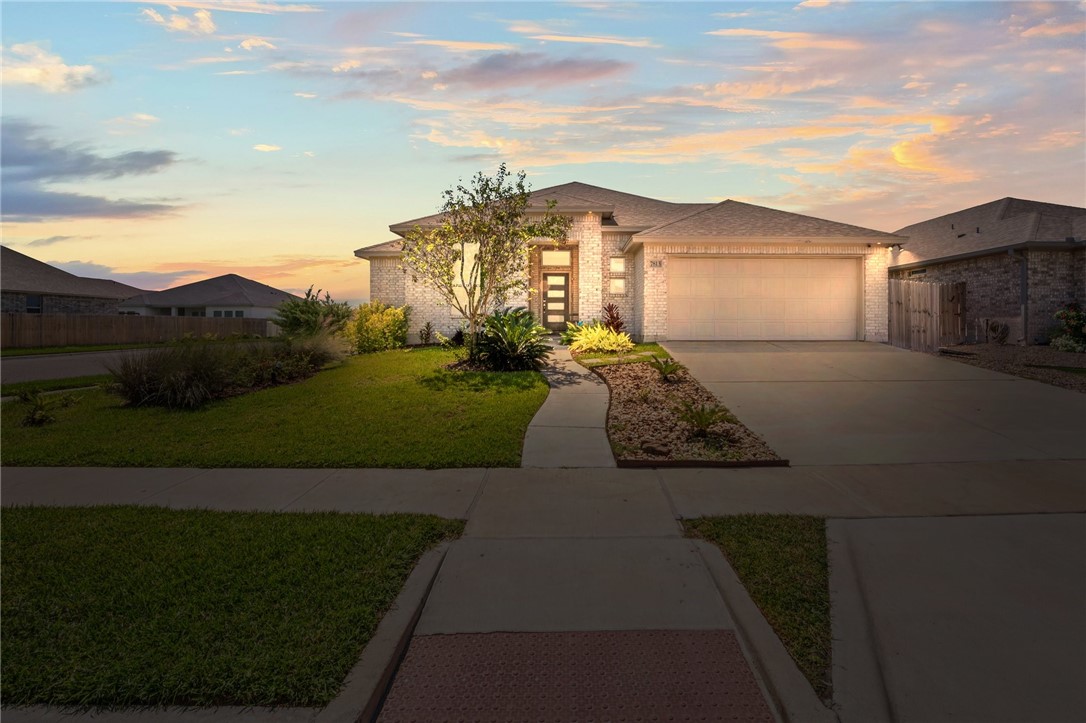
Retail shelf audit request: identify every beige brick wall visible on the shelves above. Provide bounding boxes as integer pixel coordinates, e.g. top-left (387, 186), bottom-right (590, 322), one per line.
top-left (601, 233), bottom-right (633, 329)
top-left (369, 257), bottom-right (406, 307)
top-left (574, 213), bottom-right (603, 324)
top-left (639, 243), bottom-right (885, 341)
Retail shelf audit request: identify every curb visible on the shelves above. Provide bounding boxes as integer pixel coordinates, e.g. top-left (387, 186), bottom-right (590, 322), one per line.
top-left (692, 539), bottom-right (838, 723)
top-left (316, 541), bottom-right (450, 723)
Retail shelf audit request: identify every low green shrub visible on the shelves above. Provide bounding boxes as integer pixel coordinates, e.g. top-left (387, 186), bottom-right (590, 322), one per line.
top-left (17, 390), bottom-right (79, 427)
top-left (567, 322), bottom-right (634, 355)
top-left (1050, 302), bottom-right (1086, 352)
top-left (419, 321), bottom-right (435, 346)
top-left (477, 307), bottom-right (551, 371)
top-left (350, 301), bottom-right (411, 354)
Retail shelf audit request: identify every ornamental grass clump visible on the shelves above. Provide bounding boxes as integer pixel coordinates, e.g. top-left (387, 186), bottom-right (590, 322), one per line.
top-left (477, 307), bottom-right (551, 371)
top-left (566, 321), bottom-right (634, 355)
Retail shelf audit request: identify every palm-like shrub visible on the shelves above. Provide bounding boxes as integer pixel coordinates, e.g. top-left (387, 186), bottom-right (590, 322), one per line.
top-left (477, 307), bottom-right (551, 371)
top-left (647, 356), bottom-right (685, 383)
top-left (674, 399), bottom-right (733, 438)
top-left (602, 303), bottom-right (625, 332)
top-left (567, 322), bottom-right (634, 355)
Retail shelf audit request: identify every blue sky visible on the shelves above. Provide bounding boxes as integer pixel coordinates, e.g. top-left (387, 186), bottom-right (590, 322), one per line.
top-left (2, 1), bottom-right (1083, 303)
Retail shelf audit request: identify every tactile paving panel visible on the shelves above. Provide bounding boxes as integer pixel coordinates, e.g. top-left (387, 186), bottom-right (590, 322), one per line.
top-left (376, 630), bottom-right (774, 722)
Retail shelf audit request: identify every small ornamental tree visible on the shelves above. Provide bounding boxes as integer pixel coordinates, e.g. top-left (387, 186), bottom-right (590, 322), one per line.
top-left (399, 164), bottom-right (572, 358)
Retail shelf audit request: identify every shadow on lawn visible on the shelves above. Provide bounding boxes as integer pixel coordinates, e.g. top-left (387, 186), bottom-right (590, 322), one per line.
top-left (417, 369), bottom-right (542, 393)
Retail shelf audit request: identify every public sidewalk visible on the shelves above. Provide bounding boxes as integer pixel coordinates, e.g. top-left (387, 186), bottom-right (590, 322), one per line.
top-left (3, 461), bottom-right (1083, 518)
top-left (3, 464), bottom-right (1085, 723)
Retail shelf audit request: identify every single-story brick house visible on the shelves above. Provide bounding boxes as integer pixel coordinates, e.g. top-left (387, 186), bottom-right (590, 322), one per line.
top-left (355, 182), bottom-right (904, 343)
top-left (0, 246), bottom-right (145, 314)
top-left (118, 274), bottom-right (298, 319)
top-left (889, 198), bottom-right (1086, 344)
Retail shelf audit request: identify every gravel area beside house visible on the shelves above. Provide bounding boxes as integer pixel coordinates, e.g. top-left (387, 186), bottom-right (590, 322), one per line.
top-left (938, 343), bottom-right (1086, 393)
top-left (593, 362), bottom-right (781, 464)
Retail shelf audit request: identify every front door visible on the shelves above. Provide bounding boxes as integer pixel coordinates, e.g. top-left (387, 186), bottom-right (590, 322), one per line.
top-left (543, 273), bottom-right (569, 332)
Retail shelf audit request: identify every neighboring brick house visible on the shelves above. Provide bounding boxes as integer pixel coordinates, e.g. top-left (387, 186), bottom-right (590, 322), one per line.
top-left (0, 246), bottom-right (144, 314)
top-left (118, 274), bottom-right (298, 319)
top-left (355, 182), bottom-right (903, 343)
top-left (889, 198), bottom-right (1086, 344)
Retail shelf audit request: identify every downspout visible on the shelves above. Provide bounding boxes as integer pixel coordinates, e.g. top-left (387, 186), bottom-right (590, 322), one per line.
top-left (1008, 250), bottom-right (1028, 344)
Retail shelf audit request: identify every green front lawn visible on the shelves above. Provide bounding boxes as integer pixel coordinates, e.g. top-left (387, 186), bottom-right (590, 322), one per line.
top-left (573, 342), bottom-right (670, 368)
top-left (0, 347), bottom-right (549, 467)
top-left (686, 515), bottom-right (832, 702)
top-left (1, 506), bottom-right (463, 708)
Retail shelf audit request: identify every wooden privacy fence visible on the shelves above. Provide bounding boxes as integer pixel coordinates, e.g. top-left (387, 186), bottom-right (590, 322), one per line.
top-left (888, 279), bottom-right (966, 353)
top-left (1, 314), bottom-right (276, 349)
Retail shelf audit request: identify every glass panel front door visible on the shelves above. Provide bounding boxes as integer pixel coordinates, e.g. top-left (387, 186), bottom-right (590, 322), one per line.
top-left (543, 273), bottom-right (569, 332)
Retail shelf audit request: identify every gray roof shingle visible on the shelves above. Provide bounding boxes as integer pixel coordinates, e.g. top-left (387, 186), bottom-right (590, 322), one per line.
top-left (118, 274), bottom-right (298, 309)
top-left (635, 199), bottom-right (901, 240)
top-left (889, 197), bottom-right (1086, 267)
top-left (1, 246), bottom-right (145, 299)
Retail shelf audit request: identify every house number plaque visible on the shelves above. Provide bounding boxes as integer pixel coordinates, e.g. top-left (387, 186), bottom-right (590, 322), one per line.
top-left (650, 260), bottom-right (664, 268)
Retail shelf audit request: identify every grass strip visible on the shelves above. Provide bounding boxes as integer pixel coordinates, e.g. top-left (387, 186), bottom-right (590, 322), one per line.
top-left (1, 375), bottom-right (113, 397)
top-left (1, 347), bottom-right (549, 468)
top-left (574, 342), bottom-right (670, 368)
top-left (1, 506), bottom-right (463, 708)
top-left (686, 515), bottom-right (832, 701)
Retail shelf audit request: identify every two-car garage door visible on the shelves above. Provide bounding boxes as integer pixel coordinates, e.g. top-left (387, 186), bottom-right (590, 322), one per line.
top-left (668, 257), bottom-right (860, 341)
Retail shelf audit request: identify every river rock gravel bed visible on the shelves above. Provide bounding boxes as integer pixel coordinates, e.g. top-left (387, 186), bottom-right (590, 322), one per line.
top-left (592, 361), bottom-right (781, 464)
top-left (938, 343), bottom-right (1086, 393)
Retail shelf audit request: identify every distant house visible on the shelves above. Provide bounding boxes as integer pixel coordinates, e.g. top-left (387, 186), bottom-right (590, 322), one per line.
top-left (117, 274), bottom-right (298, 319)
top-left (0, 246), bottom-right (145, 314)
top-left (889, 198), bottom-right (1086, 344)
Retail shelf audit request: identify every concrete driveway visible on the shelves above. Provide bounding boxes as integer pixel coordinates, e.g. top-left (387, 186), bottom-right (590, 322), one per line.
top-left (662, 341), bottom-right (1086, 466)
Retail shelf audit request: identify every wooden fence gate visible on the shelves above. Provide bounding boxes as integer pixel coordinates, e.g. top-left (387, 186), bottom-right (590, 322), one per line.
top-left (888, 279), bottom-right (966, 352)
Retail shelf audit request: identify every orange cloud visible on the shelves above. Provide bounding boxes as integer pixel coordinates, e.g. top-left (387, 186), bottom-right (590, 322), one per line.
top-left (707, 28), bottom-right (864, 50)
top-left (407, 39), bottom-right (515, 52)
top-left (1021, 20), bottom-right (1086, 37)
top-left (526, 33), bottom-right (658, 48)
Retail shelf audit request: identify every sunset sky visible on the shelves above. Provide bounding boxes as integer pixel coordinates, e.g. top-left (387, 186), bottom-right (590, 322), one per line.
top-left (2, 1), bottom-right (1083, 304)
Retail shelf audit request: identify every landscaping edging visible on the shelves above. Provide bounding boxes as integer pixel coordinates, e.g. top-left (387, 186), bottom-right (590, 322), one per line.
top-left (617, 458), bottom-right (790, 469)
top-left (586, 362), bottom-right (783, 467)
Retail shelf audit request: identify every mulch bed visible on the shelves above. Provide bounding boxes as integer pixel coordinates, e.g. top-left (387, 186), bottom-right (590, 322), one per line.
top-left (591, 361), bottom-right (783, 466)
top-left (938, 343), bottom-right (1086, 393)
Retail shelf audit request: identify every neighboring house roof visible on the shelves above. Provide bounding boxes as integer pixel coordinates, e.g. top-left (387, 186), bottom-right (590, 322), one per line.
top-left (633, 199), bottom-right (902, 242)
top-left (889, 197), bottom-right (1086, 269)
top-left (0, 246), bottom-right (145, 300)
top-left (118, 274), bottom-right (298, 309)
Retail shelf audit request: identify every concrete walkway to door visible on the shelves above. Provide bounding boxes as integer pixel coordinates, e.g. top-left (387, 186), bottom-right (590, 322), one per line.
top-left (662, 341), bottom-right (1086, 466)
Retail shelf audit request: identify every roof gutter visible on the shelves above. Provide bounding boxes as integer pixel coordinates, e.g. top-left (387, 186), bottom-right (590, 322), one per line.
top-left (622, 234), bottom-right (906, 253)
top-left (888, 239), bottom-right (1084, 271)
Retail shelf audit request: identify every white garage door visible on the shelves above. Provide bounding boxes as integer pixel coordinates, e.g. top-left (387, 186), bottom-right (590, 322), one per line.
top-left (668, 257), bottom-right (860, 340)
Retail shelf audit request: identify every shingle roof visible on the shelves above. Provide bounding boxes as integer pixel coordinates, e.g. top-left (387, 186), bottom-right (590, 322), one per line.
top-left (889, 197), bottom-right (1086, 267)
top-left (635, 200), bottom-right (902, 240)
top-left (386, 181), bottom-right (714, 234)
top-left (118, 274), bottom-right (298, 309)
top-left (1, 246), bottom-right (145, 299)
top-left (354, 240), bottom-right (403, 259)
